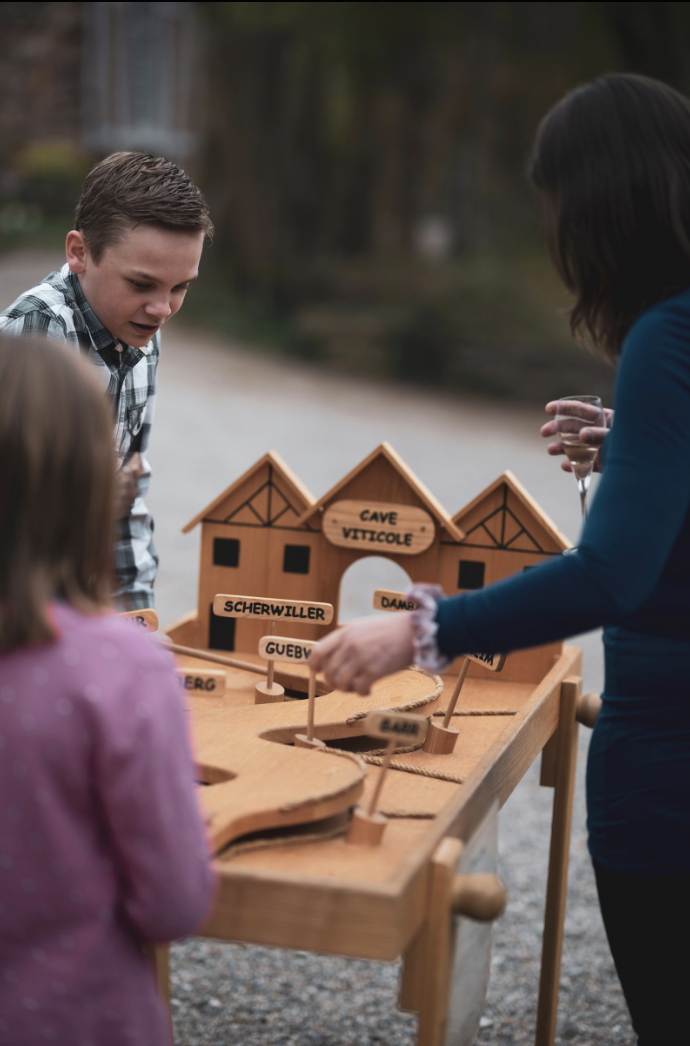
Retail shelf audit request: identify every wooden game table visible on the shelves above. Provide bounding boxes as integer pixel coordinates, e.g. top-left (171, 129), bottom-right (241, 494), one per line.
top-left (160, 615), bottom-right (587, 1046)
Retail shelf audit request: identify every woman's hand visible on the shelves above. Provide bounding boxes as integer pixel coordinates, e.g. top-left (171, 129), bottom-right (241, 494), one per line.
top-left (541, 402), bottom-right (613, 473)
top-left (310, 614), bottom-right (415, 696)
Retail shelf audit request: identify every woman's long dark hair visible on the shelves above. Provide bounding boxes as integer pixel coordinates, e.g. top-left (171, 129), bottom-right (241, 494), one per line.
top-left (0, 334), bottom-right (115, 648)
top-left (531, 74), bottom-right (690, 360)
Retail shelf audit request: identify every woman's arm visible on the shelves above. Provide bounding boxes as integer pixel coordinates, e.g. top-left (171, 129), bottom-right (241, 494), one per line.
top-left (313, 300), bottom-right (690, 691)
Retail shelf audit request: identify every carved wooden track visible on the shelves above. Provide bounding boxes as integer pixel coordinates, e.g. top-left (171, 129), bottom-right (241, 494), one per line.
top-left (185, 664), bottom-right (443, 852)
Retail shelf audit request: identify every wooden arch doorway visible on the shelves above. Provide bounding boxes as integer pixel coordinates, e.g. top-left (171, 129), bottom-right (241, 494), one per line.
top-left (338, 556), bottom-right (413, 624)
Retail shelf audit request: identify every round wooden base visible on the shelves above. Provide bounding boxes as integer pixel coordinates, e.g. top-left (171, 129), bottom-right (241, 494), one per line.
top-left (346, 807), bottom-right (387, 846)
top-left (294, 733), bottom-right (326, 750)
top-left (423, 720), bottom-right (459, 754)
top-left (255, 681), bottom-right (285, 704)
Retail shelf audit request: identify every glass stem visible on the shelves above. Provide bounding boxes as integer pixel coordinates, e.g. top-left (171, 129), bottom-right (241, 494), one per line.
top-left (578, 480), bottom-right (588, 521)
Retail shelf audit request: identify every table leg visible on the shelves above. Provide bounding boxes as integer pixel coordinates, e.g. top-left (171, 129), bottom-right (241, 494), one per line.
top-left (535, 676), bottom-right (581, 1046)
top-left (400, 837), bottom-right (463, 1046)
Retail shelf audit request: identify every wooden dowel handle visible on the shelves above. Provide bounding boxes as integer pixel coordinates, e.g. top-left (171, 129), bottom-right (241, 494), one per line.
top-left (576, 691), bottom-right (601, 729)
top-left (451, 873), bottom-right (506, 922)
top-left (167, 643), bottom-right (267, 676)
top-left (306, 669), bottom-right (316, 742)
top-left (443, 658), bottom-right (470, 729)
top-left (367, 738), bottom-right (395, 816)
top-left (267, 622), bottom-right (276, 689)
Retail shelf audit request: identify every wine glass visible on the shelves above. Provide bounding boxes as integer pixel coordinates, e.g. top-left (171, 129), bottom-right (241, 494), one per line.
top-left (555, 395), bottom-right (605, 523)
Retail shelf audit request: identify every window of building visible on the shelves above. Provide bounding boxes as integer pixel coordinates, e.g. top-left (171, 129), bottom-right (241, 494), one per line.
top-left (283, 544), bottom-right (310, 574)
top-left (458, 559), bottom-right (485, 590)
top-left (213, 538), bottom-right (239, 568)
top-left (208, 606), bottom-right (235, 652)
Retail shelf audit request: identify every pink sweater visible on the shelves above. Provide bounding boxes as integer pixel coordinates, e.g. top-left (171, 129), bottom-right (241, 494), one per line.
top-left (0, 603), bottom-right (215, 1045)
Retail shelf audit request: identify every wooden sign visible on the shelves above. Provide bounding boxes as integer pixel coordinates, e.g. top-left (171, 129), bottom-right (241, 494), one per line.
top-left (213, 595), bottom-right (333, 625)
top-left (178, 668), bottom-right (226, 695)
top-left (373, 589), bottom-right (418, 612)
top-left (120, 608), bottom-right (159, 632)
top-left (465, 651), bottom-right (506, 672)
top-left (258, 636), bottom-right (316, 665)
top-left (363, 710), bottom-right (429, 745)
top-left (322, 501), bottom-right (435, 555)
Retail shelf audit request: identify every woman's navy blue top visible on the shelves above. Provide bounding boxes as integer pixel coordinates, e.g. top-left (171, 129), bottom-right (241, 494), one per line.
top-left (435, 289), bottom-right (690, 874)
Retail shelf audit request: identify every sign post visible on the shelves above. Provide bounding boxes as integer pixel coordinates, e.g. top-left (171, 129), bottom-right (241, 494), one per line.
top-left (425, 651), bottom-right (507, 754)
top-left (257, 635), bottom-right (323, 750)
top-left (214, 594), bottom-right (333, 704)
top-left (347, 711), bottom-right (429, 846)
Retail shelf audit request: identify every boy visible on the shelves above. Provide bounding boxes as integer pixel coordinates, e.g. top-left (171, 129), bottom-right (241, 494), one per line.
top-left (0, 151), bottom-right (213, 610)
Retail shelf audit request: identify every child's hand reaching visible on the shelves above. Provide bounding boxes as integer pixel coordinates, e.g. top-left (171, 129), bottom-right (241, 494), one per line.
top-left (310, 614), bottom-right (415, 695)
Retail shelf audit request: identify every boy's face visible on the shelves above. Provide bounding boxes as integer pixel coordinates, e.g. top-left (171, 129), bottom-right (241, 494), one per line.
top-left (66, 224), bottom-right (205, 348)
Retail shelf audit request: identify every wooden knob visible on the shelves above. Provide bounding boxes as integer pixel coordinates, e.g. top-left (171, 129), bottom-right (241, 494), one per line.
top-left (576, 691), bottom-right (602, 728)
top-left (451, 873), bottom-right (506, 922)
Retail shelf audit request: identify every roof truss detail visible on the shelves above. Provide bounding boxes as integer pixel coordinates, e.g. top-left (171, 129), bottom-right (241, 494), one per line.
top-left (461, 484), bottom-right (546, 553)
top-left (209, 465), bottom-right (312, 530)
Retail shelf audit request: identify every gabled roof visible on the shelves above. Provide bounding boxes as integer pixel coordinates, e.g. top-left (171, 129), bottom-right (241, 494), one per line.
top-left (297, 442), bottom-right (464, 541)
top-left (182, 450), bottom-right (316, 533)
top-left (452, 470), bottom-right (571, 552)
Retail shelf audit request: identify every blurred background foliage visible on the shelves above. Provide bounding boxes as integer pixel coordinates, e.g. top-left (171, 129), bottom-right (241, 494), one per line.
top-left (4, 1), bottom-right (690, 400)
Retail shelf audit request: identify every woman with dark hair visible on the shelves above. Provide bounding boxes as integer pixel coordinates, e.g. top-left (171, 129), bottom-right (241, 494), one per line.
top-left (312, 74), bottom-right (690, 1044)
top-left (0, 334), bottom-right (214, 1045)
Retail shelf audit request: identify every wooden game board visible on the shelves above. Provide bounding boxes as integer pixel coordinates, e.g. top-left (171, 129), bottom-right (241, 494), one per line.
top-left (148, 448), bottom-right (587, 1046)
top-left (165, 626), bottom-right (583, 1046)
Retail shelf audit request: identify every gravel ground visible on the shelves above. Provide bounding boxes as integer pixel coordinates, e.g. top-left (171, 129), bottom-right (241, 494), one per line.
top-left (0, 251), bottom-right (634, 1046)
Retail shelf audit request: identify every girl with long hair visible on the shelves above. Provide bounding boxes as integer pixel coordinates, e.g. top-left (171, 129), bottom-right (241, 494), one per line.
top-left (0, 333), bottom-right (214, 1045)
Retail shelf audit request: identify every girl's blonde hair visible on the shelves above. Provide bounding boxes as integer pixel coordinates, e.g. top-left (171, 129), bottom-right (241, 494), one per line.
top-left (0, 333), bottom-right (115, 648)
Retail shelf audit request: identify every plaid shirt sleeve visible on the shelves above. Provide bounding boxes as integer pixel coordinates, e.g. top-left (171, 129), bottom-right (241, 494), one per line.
top-left (112, 370), bottom-right (159, 613)
top-left (0, 304), bottom-right (74, 343)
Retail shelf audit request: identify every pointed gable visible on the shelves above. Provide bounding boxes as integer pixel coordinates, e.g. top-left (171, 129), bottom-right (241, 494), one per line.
top-left (296, 442), bottom-right (464, 541)
top-left (452, 470), bottom-right (570, 554)
top-left (182, 451), bottom-right (316, 534)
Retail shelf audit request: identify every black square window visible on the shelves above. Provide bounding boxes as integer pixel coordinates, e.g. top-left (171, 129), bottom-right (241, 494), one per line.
top-left (213, 538), bottom-right (239, 568)
top-left (458, 560), bottom-right (485, 590)
top-left (283, 544), bottom-right (310, 574)
top-left (208, 606), bottom-right (235, 651)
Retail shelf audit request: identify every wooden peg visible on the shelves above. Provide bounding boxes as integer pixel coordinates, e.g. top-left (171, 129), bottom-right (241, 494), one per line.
top-left (347, 711), bottom-right (429, 846)
top-left (119, 608), bottom-right (159, 632)
top-left (451, 872), bottom-right (506, 921)
top-left (423, 658), bottom-right (469, 754)
top-left (255, 623), bottom-right (285, 704)
top-left (294, 668), bottom-right (324, 750)
top-left (576, 691), bottom-right (601, 728)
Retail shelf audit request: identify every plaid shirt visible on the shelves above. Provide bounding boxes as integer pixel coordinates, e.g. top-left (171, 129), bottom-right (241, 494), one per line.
top-left (0, 264), bottom-right (159, 610)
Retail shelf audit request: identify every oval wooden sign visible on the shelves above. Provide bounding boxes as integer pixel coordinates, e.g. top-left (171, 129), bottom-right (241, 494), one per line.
top-left (363, 710), bottom-right (429, 744)
top-left (213, 594), bottom-right (333, 625)
top-left (258, 635), bottom-right (316, 665)
top-left (373, 589), bottom-right (418, 612)
top-left (323, 501), bottom-right (435, 555)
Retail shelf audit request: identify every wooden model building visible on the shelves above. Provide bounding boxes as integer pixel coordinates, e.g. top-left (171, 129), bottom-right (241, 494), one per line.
top-left (155, 445), bottom-right (594, 1046)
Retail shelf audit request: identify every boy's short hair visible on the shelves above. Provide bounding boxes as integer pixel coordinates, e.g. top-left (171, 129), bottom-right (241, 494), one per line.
top-left (75, 151), bottom-right (214, 261)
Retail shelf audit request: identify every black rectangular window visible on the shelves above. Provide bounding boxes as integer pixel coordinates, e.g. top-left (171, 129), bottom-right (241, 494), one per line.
top-left (209, 606), bottom-right (235, 651)
top-left (283, 544), bottom-right (310, 574)
top-left (213, 537), bottom-right (239, 568)
top-left (458, 559), bottom-right (485, 590)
